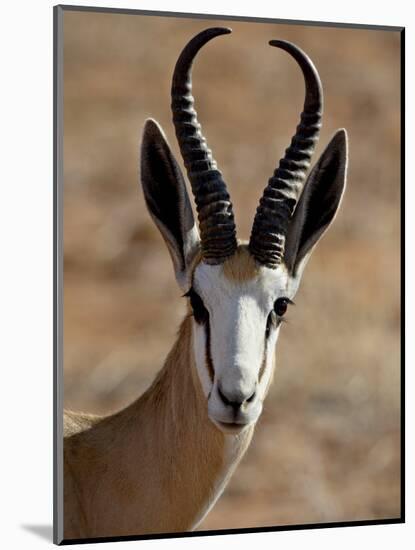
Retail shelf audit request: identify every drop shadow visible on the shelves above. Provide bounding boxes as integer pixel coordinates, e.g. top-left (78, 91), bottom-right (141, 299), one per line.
top-left (21, 524), bottom-right (53, 542)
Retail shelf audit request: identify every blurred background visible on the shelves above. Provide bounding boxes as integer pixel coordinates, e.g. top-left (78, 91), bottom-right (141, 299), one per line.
top-left (63, 10), bottom-right (401, 530)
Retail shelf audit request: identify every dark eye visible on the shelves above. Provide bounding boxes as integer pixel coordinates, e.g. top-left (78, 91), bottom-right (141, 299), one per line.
top-left (274, 297), bottom-right (290, 317)
top-left (265, 298), bottom-right (292, 338)
top-left (185, 288), bottom-right (209, 325)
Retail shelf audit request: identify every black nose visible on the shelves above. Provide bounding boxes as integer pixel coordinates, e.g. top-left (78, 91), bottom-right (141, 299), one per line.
top-left (217, 385), bottom-right (256, 410)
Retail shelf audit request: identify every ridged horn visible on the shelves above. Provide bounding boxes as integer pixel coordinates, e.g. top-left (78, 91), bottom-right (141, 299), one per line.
top-left (171, 27), bottom-right (237, 265)
top-left (249, 40), bottom-right (323, 268)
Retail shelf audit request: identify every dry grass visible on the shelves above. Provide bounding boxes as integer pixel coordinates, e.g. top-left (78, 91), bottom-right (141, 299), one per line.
top-left (63, 10), bottom-right (401, 530)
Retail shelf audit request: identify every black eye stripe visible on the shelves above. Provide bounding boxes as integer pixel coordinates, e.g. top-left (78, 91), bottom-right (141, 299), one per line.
top-left (184, 288), bottom-right (214, 380)
top-left (185, 288), bottom-right (209, 325)
top-left (204, 314), bottom-right (215, 381)
top-left (265, 311), bottom-right (276, 339)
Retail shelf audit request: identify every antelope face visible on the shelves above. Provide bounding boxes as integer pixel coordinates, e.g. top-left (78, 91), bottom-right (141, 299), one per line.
top-left (190, 246), bottom-right (295, 432)
top-left (140, 28), bottom-right (348, 435)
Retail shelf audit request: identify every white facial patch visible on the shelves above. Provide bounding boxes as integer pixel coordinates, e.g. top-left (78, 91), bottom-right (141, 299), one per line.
top-left (190, 251), bottom-right (291, 429)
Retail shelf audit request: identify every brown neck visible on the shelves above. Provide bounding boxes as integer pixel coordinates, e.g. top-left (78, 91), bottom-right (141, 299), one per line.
top-left (127, 314), bottom-right (228, 531)
top-left (65, 315), bottom-right (253, 538)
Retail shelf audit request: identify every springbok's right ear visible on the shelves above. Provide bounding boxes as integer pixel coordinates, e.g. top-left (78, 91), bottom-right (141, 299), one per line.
top-left (140, 119), bottom-right (200, 291)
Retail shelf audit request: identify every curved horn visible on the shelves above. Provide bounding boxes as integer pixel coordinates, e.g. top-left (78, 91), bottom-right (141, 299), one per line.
top-left (249, 40), bottom-right (323, 268)
top-left (171, 27), bottom-right (237, 265)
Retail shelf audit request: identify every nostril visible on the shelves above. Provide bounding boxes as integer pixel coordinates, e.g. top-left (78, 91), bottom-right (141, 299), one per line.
top-left (246, 390), bottom-right (256, 403)
top-left (217, 385), bottom-right (256, 408)
top-left (217, 385), bottom-right (234, 407)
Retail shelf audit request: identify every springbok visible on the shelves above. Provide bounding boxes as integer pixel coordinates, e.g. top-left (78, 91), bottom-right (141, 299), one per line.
top-left (63, 27), bottom-right (348, 540)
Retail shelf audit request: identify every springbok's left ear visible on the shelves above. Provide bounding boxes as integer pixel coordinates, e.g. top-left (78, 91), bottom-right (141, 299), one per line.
top-left (284, 129), bottom-right (348, 278)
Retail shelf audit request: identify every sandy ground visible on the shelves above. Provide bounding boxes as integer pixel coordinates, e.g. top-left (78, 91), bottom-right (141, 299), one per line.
top-left (62, 11), bottom-right (401, 531)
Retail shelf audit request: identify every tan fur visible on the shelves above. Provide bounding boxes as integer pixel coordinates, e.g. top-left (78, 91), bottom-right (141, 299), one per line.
top-left (63, 314), bottom-right (254, 539)
top-left (222, 244), bottom-right (259, 283)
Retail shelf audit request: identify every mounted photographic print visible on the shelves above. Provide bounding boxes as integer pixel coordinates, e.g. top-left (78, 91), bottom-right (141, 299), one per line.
top-left (53, 5), bottom-right (404, 545)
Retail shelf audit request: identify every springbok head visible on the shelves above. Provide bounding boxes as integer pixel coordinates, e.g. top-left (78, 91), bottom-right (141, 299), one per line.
top-left (140, 28), bottom-right (348, 434)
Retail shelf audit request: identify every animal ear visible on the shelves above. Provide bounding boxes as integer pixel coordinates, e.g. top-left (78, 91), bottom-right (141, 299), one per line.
top-left (140, 118), bottom-right (200, 290)
top-left (284, 129), bottom-right (348, 279)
